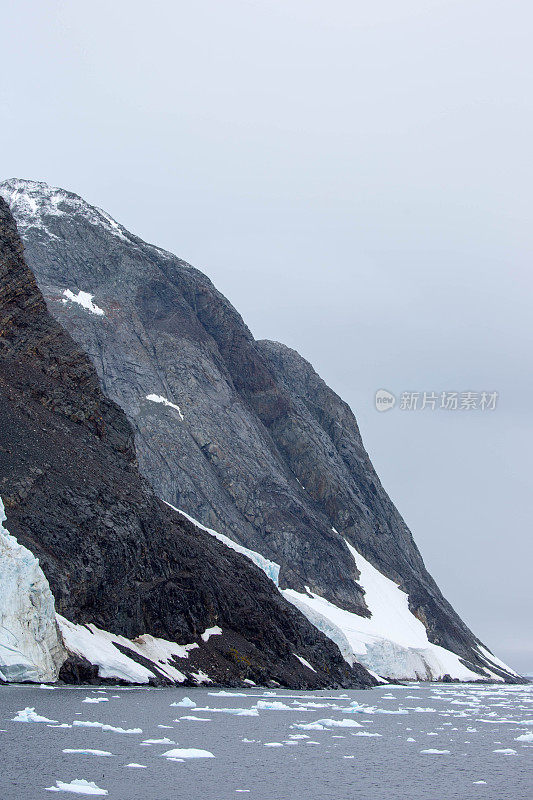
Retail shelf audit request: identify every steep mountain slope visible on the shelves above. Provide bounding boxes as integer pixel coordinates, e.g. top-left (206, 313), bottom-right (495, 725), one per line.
top-left (0, 194), bottom-right (373, 688)
top-left (0, 178), bottom-right (520, 682)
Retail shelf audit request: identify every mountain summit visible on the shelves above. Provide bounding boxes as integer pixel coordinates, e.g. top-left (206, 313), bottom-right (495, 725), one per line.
top-left (0, 178), bottom-right (520, 683)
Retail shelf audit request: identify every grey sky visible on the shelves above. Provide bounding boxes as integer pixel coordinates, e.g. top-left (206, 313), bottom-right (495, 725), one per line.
top-left (2, 1), bottom-right (532, 671)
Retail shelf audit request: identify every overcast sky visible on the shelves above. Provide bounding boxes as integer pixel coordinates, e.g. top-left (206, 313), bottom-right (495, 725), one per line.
top-left (2, 0), bottom-right (532, 671)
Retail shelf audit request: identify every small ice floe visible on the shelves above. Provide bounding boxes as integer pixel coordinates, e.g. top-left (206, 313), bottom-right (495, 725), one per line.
top-left (12, 707), bottom-right (58, 723)
top-left (179, 716), bottom-right (211, 721)
top-left (254, 701), bottom-right (292, 711)
top-left (473, 781), bottom-right (487, 784)
top-left (493, 748), bottom-right (517, 755)
top-left (406, 737), bottom-right (416, 742)
top-left (235, 791), bottom-right (250, 793)
top-left (288, 734), bottom-right (309, 740)
top-left (420, 749), bottom-right (450, 755)
top-left (209, 691), bottom-right (248, 697)
top-left (427, 732), bottom-right (439, 736)
top-left (82, 697), bottom-right (109, 704)
top-left (192, 707), bottom-right (258, 716)
top-left (292, 722), bottom-right (326, 731)
top-left (142, 738), bottom-right (175, 745)
top-left (145, 394), bottom-right (183, 420)
top-left (353, 731), bottom-right (382, 737)
top-left (125, 764), bottom-right (147, 769)
top-left (62, 290), bottom-right (105, 317)
top-left (315, 718), bottom-right (363, 729)
top-left (44, 779), bottom-right (108, 795)
top-left (48, 724), bottom-right (72, 729)
top-left (62, 750), bottom-right (113, 757)
top-left (515, 732), bottom-right (533, 742)
top-left (170, 697), bottom-right (196, 708)
top-left (73, 721), bottom-right (142, 734)
top-left (264, 743), bottom-right (283, 747)
top-left (161, 748), bottom-right (214, 759)
top-left (158, 725), bottom-right (174, 729)
top-left (40, 684), bottom-right (56, 690)
top-left (408, 707), bottom-right (436, 713)
top-left (201, 626), bottom-right (222, 642)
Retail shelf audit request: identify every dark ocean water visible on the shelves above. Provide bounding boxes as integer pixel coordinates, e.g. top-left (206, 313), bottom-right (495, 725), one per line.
top-left (1, 682), bottom-right (531, 799)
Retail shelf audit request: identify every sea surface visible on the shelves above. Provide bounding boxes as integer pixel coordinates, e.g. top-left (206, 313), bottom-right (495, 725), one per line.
top-left (1, 682), bottom-right (531, 799)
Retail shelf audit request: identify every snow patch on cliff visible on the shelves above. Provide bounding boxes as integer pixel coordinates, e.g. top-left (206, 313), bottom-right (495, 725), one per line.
top-left (0, 497), bottom-right (66, 682)
top-left (283, 540), bottom-right (515, 682)
top-left (146, 394), bottom-right (184, 420)
top-left (62, 290), bottom-right (105, 316)
top-left (166, 504), bottom-right (281, 586)
top-left (168, 508), bottom-right (516, 683)
top-left (57, 617), bottom-right (202, 684)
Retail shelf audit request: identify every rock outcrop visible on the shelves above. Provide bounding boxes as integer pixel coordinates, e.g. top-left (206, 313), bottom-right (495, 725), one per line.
top-left (0, 178), bottom-right (520, 682)
top-left (0, 194), bottom-right (374, 688)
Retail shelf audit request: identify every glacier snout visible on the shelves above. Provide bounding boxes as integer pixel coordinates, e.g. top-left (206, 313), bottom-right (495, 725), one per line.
top-left (0, 497), bottom-right (66, 682)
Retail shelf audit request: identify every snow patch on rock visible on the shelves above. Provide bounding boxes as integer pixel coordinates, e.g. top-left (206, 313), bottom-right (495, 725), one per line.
top-left (166, 504), bottom-right (280, 586)
top-left (146, 394), bottom-right (184, 420)
top-left (57, 616), bottom-right (201, 684)
top-left (62, 290), bottom-right (105, 316)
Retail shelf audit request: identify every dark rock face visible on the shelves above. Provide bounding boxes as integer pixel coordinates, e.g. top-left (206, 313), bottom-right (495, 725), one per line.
top-left (0, 195), bottom-right (374, 689)
top-left (0, 179), bottom-right (516, 680)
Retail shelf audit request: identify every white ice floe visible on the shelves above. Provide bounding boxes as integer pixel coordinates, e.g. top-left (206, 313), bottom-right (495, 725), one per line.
top-left (353, 731), bottom-right (382, 737)
top-left (515, 732), bottom-right (533, 742)
top-left (0, 498), bottom-right (66, 683)
top-left (12, 707), bottom-right (58, 723)
top-left (62, 290), bottom-right (105, 316)
top-left (315, 718), bottom-right (363, 729)
top-left (201, 626), bottom-right (222, 642)
top-left (179, 715), bottom-right (211, 721)
top-left (162, 748), bottom-right (214, 759)
top-left (142, 738), bottom-right (175, 745)
top-left (292, 722), bottom-right (327, 731)
top-left (44, 779), bottom-right (108, 795)
top-left (254, 700), bottom-right (292, 711)
top-left (73, 721), bottom-right (142, 734)
top-left (57, 616), bottom-right (199, 684)
top-left (294, 654), bottom-right (317, 673)
top-left (192, 707), bottom-right (259, 716)
top-left (264, 742), bottom-right (283, 747)
top-left (170, 697), bottom-right (196, 707)
top-left (82, 697), bottom-right (108, 704)
top-left (145, 394), bottom-right (184, 421)
top-left (493, 748), bottom-right (517, 755)
top-left (125, 764), bottom-right (147, 768)
top-left (62, 750), bottom-right (113, 757)
top-left (420, 749), bottom-right (450, 755)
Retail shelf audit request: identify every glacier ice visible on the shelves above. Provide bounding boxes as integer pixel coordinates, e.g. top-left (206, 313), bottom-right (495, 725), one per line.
top-left (0, 497), bottom-right (66, 682)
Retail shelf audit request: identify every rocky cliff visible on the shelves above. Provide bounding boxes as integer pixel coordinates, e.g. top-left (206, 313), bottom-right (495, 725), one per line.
top-left (0, 178), bottom-right (520, 682)
top-left (0, 194), bottom-right (374, 688)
